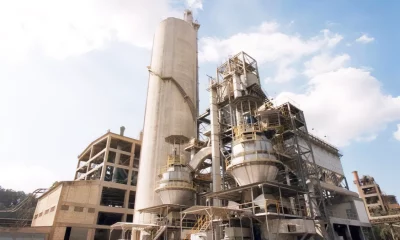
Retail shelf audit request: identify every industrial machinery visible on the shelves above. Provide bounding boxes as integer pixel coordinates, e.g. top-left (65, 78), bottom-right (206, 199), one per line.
top-left (133, 10), bottom-right (374, 240)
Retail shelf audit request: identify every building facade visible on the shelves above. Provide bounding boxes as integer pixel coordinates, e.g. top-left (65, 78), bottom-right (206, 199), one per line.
top-left (31, 130), bottom-right (141, 240)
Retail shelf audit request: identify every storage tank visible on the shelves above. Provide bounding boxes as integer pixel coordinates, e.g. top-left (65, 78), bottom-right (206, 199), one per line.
top-left (134, 11), bottom-right (199, 227)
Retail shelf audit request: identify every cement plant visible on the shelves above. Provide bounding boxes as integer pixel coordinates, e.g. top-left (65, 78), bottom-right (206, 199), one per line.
top-left (1, 10), bottom-right (397, 240)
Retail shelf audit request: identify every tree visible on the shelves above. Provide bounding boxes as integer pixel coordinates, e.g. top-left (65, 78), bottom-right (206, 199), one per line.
top-left (0, 186), bottom-right (27, 210)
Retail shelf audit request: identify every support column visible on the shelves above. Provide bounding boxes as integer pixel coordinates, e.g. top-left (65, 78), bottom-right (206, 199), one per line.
top-left (346, 225), bottom-right (353, 240)
top-left (210, 83), bottom-right (221, 206)
top-left (87, 229), bottom-right (95, 240)
top-left (100, 135), bottom-right (111, 181)
top-left (360, 227), bottom-right (366, 240)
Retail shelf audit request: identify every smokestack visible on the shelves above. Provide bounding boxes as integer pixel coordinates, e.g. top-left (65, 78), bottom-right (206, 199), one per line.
top-left (184, 9), bottom-right (193, 23)
top-left (120, 126), bottom-right (125, 136)
top-left (352, 171), bottom-right (360, 186)
top-left (139, 131), bottom-right (143, 142)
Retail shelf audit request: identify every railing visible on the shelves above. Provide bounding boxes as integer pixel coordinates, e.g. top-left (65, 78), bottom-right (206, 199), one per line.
top-left (185, 215), bottom-right (211, 239)
top-left (158, 155), bottom-right (187, 175)
top-left (233, 124), bottom-right (262, 140)
top-left (155, 180), bottom-right (195, 191)
top-left (224, 199), bottom-right (307, 217)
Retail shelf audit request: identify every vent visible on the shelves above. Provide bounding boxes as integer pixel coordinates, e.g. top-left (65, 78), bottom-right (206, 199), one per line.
top-left (288, 224), bottom-right (297, 232)
top-left (74, 206), bottom-right (84, 212)
top-left (61, 205), bottom-right (69, 211)
top-left (88, 208), bottom-right (95, 213)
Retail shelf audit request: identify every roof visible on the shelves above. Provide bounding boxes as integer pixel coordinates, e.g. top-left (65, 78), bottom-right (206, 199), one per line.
top-left (137, 204), bottom-right (188, 215)
top-left (78, 131), bottom-right (141, 158)
top-left (204, 181), bottom-right (307, 200)
top-left (38, 180), bottom-right (100, 200)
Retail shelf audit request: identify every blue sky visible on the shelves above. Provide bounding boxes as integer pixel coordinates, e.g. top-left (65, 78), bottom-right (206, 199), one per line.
top-left (0, 0), bottom-right (399, 198)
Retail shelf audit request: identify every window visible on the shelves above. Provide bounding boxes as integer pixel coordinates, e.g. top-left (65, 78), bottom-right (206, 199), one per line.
top-left (34, 214), bottom-right (38, 219)
top-left (50, 206), bottom-right (55, 212)
top-left (61, 205), bottom-right (69, 211)
top-left (119, 154), bottom-right (130, 166)
top-left (74, 206), bottom-right (84, 212)
top-left (128, 191), bottom-right (136, 209)
top-left (100, 187), bottom-right (126, 208)
top-left (39, 212), bottom-right (43, 217)
top-left (88, 208), bottom-right (95, 213)
top-left (133, 158), bottom-right (140, 169)
top-left (97, 212), bottom-right (123, 225)
top-left (107, 151), bottom-right (116, 163)
top-left (104, 166), bottom-right (128, 184)
top-left (131, 171), bottom-right (138, 186)
top-left (45, 209), bottom-right (49, 214)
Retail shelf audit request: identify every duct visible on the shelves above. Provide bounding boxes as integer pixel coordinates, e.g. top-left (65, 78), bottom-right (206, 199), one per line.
top-left (188, 146), bottom-right (212, 171)
top-left (210, 83), bottom-right (221, 206)
top-left (319, 181), bottom-right (359, 197)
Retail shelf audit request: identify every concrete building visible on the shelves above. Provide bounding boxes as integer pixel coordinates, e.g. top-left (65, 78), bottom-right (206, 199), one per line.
top-left (30, 130), bottom-right (141, 240)
top-left (353, 171), bottom-right (400, 226)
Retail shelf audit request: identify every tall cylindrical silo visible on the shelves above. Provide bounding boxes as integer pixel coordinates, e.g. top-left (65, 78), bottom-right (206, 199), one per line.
top-left (133, 12), bottom-right (199, 228)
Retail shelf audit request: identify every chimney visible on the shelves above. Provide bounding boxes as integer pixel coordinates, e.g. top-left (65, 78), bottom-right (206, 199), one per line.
top-left (352, 171), bottom-right (360, 186)
top-left (139, 131), bottom-right (143, 142)
top-left (120, 126), bottom-right (125, 136)
top-left (184, 9), bottom-right (193, 23)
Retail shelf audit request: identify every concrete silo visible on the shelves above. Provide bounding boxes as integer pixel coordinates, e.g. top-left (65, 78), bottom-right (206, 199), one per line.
top-left (133, 10), bottom-right (199, 235)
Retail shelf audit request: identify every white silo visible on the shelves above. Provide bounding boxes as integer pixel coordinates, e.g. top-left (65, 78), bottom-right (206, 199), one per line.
top-left (133, 9), bottom-right (199, 233)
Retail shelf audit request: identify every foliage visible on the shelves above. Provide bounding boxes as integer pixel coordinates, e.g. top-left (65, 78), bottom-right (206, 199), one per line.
top-left (373, 224), bottom-right (400, 240)
top-left (0, 186), bottom-right (27, 210)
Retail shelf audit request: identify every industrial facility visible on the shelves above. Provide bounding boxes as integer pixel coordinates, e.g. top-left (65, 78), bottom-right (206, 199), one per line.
top-left (128, 10), bottom-right (373, 240)
top-left (0, 10), bottom-right (378, 240)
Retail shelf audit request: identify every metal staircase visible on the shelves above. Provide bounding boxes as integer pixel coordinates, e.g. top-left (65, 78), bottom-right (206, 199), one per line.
top-left (152, 226), bottom-right (166, 240)
top-left (185, 215), bottom-right (211, 239)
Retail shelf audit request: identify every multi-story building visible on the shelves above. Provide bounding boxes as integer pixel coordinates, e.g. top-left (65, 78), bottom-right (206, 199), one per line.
top-left (31, 129), bottom-right (141, 240)
top-left (353, 171), bottom-right (400, 225)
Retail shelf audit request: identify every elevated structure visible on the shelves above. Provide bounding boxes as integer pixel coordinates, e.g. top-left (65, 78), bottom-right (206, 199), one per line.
top-left (132, 32), bottom-right (374, 239)
top-left (133, 9), bottom-right (199, 239)
top-left (353, 171), bottom-right (400, 225)
top-left (29, 129), bottom-right (141, 240)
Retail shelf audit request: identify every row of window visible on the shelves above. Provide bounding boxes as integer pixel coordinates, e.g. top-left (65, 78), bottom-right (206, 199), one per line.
top-left (34, 206), bottom-right (55, 219)
top-left (60, 205), bottom-right (95, 213)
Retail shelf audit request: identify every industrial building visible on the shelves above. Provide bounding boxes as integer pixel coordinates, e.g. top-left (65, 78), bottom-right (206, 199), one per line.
top-left (0, 9), bottom-right (376, 240)
top-left (353, 171), bottom-right (400, 226)
top-left (29, 130), bottom-right (141, 240)
top-left (128, 10), bottom-right (374, 240)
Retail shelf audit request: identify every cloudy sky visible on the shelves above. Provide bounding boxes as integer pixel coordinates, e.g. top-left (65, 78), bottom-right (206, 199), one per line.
top-left (1, 0), bottom-right (399, 197)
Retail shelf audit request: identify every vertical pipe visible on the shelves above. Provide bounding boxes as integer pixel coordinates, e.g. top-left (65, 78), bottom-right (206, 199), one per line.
top-left (210, 83), bottom-right (221, 206)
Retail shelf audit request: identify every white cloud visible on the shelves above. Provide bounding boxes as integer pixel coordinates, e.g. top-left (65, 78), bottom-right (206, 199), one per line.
top-left (276, 54), bottom-right (400, 146)
top-left (304, 54), bottom-right (350, 77)
top-left (199, 22), bottom-right (342, 82)
top-left (0, 0), bottom-right (181, 61)
top-left (186, 0), bottom-right (203, 10)
top-left (356, 34), bottom-right (375, 44)
top-left (394, 124), bottom-right (400, 141)
top-left (199, 24), bottom-right (342, 63)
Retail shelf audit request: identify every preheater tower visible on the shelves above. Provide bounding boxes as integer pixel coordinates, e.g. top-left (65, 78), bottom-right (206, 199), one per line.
top-left (134, 11), bottom-right (199, 225)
